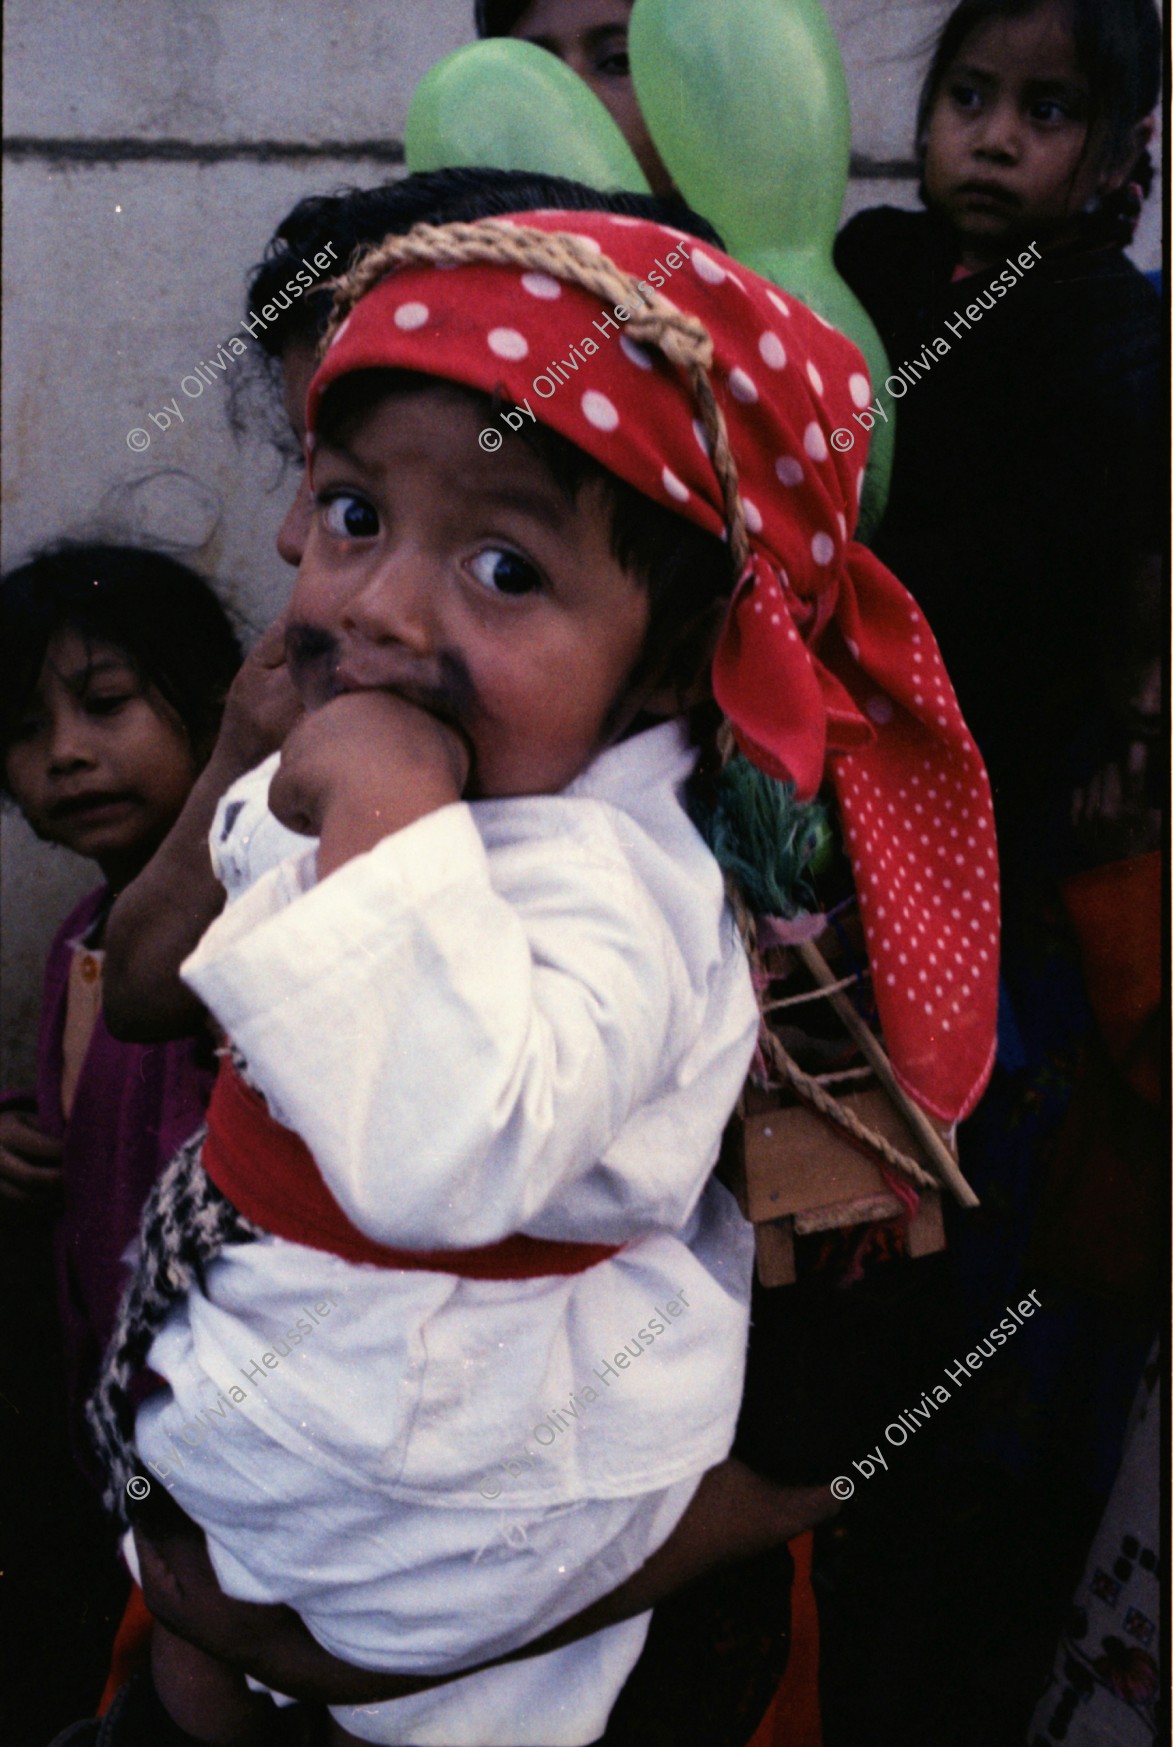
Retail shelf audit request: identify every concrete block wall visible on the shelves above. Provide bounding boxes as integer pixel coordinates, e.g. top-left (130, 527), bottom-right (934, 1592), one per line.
top-left (1, 1), bottom-right (1161, 1083)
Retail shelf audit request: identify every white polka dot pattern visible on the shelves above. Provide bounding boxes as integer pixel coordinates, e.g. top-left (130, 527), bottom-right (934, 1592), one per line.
top-left (581, 390), bottom-right (619, 431)
top-left (692, 250), bottom-right (726, 285)
top-left (620, 336), bottom-right (653, 370)
top-left (521, 272), bottom-right (561, 300)
top-left (729, 367), bottom-right (758, 404)
top-left (803, 422), bottom-right (829, 461)
top-left (488, 327), bottom-right (528, 360)
top-left (759, 331), bottom-right (787, 369)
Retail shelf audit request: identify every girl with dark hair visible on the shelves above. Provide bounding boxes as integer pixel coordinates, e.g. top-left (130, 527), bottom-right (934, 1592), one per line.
top-left (835, 0), bottom-right (1162, 843)
top-left (1, 543), bottom-right (241, 1463)
top-left (823, 7), bottom-right (1163, 1737)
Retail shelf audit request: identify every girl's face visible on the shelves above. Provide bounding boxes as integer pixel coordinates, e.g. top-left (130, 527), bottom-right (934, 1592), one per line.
top-left (285, 384), bottom-right (656, 799)
top-left (510, 0), bottom-right (673, 194)
top-left (922, 2), bottom-right (1117, 266)
top-left (5, 630), bottom-right (198, 885)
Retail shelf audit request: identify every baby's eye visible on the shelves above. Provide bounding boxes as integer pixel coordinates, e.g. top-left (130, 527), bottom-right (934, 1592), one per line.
top-left (1030, 98), bottom-right (1072, 124)
top-left (466, 548), bottom-right (543, 597)
top-left (320, 493), bottom-right (379, 539)
top-left (949, 81), bottom-right (983, 111)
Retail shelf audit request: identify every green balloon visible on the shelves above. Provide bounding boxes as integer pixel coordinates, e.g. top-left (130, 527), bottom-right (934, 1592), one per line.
top-left (629, 0), bottom-right (892, 534)
top-left (406, 39), bottom-right (651, 194)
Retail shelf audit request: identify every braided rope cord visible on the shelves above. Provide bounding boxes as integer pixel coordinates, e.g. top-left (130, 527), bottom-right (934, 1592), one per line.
top-left (726, 883), bottom-right (937, 1192)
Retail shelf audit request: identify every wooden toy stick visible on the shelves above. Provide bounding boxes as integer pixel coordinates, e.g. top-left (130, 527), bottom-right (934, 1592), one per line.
top-left (793, 939), bottom-right (979, 1208)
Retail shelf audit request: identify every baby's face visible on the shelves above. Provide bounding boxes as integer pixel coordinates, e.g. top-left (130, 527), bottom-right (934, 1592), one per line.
top-left (286, 384), bottom-right (652, 799)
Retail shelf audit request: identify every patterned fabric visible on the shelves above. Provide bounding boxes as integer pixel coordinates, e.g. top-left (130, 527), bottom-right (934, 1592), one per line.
top-left (1030, 1350), bottom-right (1161, 1745)
top-left (309, 211), bottom-right (999, 1123)
top-left (84, 1125), bottom-right (259, 1527)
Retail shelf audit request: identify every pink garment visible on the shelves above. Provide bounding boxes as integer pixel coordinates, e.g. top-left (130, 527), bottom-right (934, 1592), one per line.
top-left (1, 886), bottom-right (215, 1477)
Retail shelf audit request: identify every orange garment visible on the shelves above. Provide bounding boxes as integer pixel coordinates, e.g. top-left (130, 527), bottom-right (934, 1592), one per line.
top-left (747, 1531), bottom-right (822, 1747)
top-left (60, 946), bottom-right (104, 1119)
top-left (1059, 850), bottom-right (1161, 1102)
top-left (97, 1583), bottom-right (152, 1713)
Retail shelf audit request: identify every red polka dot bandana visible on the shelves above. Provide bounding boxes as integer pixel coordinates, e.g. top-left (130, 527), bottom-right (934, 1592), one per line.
top-left (308, 211), bottom-right (998, 1123)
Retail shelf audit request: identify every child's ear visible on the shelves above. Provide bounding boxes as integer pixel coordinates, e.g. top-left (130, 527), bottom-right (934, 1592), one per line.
top-left (1099, 115), bottom-right (1155, 194)
top-left (640, 598), bottom-right (728, 718)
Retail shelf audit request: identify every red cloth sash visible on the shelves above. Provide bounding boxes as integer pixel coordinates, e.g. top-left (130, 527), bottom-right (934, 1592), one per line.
top-left (201, 1056), bottom-right (621, 1279)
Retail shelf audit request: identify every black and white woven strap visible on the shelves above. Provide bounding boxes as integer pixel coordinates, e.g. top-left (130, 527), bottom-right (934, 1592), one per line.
top-left (86, 1126), bottom-right (260, 1526)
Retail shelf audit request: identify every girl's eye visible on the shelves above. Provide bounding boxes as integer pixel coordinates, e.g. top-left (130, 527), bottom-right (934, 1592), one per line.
top-left (320, 493), bottom-right (379, 539)
top-left (594, 48), bottom-right (631, 77)
top-left (949, 82), bottom-right (982, 111)
top-left (466, 548), bottom-right (543, 597)
top-left (1030, 99), bottom-right (1071, 124)
top-left (86, 692), bottom-right (135, 717)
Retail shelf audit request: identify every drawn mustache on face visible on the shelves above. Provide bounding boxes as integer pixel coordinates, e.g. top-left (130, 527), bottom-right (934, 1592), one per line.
top-left (284, 620), bottom-right (479, 733)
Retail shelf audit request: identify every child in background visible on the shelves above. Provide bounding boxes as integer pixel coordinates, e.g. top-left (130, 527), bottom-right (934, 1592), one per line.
top-left (835, 0), bottom-right (1161, 878)
top-left (828, 4), bottom-right (1162, 1739)
top-left (0, 543), bottom-right (241, 1462)
top-left (90, 210), bottom-right (998, 1746)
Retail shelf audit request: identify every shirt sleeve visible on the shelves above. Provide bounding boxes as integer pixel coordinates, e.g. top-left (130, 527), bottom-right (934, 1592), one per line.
top-left (182, 801), bottom-right (728, 1249)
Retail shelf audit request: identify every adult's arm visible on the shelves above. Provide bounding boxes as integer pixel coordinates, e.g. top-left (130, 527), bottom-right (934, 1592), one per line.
top-left (135, 1458), bottom-right (836, 1704)
top-left (103, 618), bottom-right (301, 1041)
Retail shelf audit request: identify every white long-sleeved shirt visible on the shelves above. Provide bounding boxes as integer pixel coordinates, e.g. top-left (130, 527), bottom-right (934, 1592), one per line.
top-left (166, 719), bottom-right (757, 1508)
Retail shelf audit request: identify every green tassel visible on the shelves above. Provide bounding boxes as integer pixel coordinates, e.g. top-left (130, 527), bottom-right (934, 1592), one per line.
top-left (693, 755), bottom-right (829, 919)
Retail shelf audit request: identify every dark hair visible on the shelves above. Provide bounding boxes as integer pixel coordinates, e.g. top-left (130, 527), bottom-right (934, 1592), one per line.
top-left (475, 0), bottom-right (537, 35)
top-left (234, 168), bottom-right (722, 446)
top-left (916, 0), bottom-right (1161, 245)
top-left (1, 543), bottom-right (242, 786)
top-left (316, 369), bottom-right (735, 714)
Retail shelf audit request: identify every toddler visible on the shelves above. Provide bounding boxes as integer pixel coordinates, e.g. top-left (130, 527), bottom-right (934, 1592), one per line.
top-left (90, 211), bottom-right (998, 1745)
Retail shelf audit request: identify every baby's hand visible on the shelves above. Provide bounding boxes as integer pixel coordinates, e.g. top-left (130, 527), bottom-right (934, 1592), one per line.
top-left (217, 613), bottom-right (304, 774)
top-left (0, 1108), bottom-right (63, 1211)
top-left (269, 690), bottom-right (470, 876)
